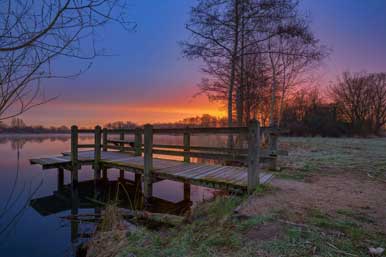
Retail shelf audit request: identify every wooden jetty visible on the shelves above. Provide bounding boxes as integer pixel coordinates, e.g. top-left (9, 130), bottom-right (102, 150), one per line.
top-left (30, 120), bottom-right (283, 203)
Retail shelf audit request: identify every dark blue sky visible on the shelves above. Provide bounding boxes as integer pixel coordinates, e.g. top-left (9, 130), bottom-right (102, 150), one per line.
top-left (24, 0), bottom-right (386, 126)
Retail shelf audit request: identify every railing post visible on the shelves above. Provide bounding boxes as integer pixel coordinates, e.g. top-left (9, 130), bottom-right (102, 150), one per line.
top-left (144, 124), bottom-right (153, 204)
top-left (102, 128), bottom-right (108, 152)
top-left (183, 130), bottom-right (191, 201)
top-left (119, 131), bottom-right (125, 152)
top-left (247, 119), bottom-right (260, 193)
top-left (134, 127), bottom-right (142, 185)
top-left (119, 131), bottom-right (125, 178)
top-left (268, 131), bottom-right (278, 171)
top-left (71, 125), bottom-right (79, 191)
top-left (183, 130), bottom-right (190, 163)
top-left (101, 128), bottom-right (108, 179)
top-left (134, 128), bottom-right (142, 156)
top-left (94, 125), bottom-right (102, 180)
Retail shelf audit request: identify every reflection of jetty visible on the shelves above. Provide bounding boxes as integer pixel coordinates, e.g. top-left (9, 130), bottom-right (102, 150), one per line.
top-left (30, 178), bottom-right (193, 249)
top-left (30, 178), bottom-right (192, 216)
top-left (30, 121), bottom-right (283, 204)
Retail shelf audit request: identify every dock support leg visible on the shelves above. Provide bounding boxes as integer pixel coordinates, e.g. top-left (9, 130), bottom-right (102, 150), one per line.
top-left (144, 124), bottom-right (153, 206)
top-left (57, 168), bottom-right (64, 191)
top-left (94, 125), bottom-right (102, 181)
top-left (71, 125), bottom-right (79, 197)
top-left (102, 168), bottom-right (108, 180)
top-left (119, 169), bottom-right (124, 179)
top-left (268, 133), bottom-right (278, 171)
top-left (183, 131), bottom-right (191, 201)
top-left (134, 173), bottom-right (142, 190)
top-left (183, 183), bottom-right (191, 201)
top-left (247, 120), bottom-right (260, 193)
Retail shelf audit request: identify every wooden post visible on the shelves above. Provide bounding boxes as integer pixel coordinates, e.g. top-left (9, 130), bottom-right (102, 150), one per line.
top-left (143, 124), bottom-right (153, 204)
top-left (119, 131), bottom-right (125, 152)
top-left (268, 132), bottom-right (278, 171)
top-left (134, 129), bottom-right (142, 189)
top-left (94, 125), bottom-right (102, 180)
top-left (247, 119), bottom-right (260, 193)
top-left (102, 128), bottom-right (108, 152)
top-left (70, 125), bottom-right (79, 242)
top-left (183, 183), bottom-right (191, 201)
top-left (102, 168), bottom-right (108, 180)
top-left (99, 128), bottom-right (108, 180)
top-left (119, 131), bottom-right (125, 178)
top-left (135, 173), bottom-right (142, 189)
top-left (71, 125), bottom-right (79, 191)
top-left (57, 168), bottom-right (64, 191)
top-left (134, 128), bottom-right (142, 156)
top-left (183, 131), bottom-right (190, 163)
top-left (183, 130), bottom-right (191, 200)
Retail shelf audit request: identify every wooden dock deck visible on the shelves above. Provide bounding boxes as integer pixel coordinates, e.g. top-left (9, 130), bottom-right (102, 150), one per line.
top-left (31, 150), bottom-right (273, 192)
top-left (30, 121), bottom-right (282, 201)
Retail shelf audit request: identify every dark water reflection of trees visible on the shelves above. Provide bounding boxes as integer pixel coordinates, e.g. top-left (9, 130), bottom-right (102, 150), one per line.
top-left (0, 134), bottom-right (93, 151)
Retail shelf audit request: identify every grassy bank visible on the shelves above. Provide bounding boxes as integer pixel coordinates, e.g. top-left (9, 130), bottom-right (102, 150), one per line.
top-left (91, 191), bottom-right (385, 257)
top-left (86, 137), bottom-right (386, 257)
top-left (277, 137), bottom-right (386, 180)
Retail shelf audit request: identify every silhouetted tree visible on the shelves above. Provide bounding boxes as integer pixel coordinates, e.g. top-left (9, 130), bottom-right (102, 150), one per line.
top-left (0, 0), bottom-right (134, 120)
top-left (369, 73), bottom-right (386, 134)
top-left (183, 0), bottom-right (326, 137)
top-left (330, 72), bottom-right (373, 135)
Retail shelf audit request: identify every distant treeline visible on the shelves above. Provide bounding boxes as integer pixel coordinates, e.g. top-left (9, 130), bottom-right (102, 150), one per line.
top-left (282, 72), bottom-right (386, 137)
top-left (104, 115), bottom-right (229, 129)
top-left (0, 118), bottom-right (70, 133)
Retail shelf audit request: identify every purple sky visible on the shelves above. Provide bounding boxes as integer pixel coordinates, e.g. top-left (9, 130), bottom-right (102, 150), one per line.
top-left (20, 0), bottom-right (386, 127)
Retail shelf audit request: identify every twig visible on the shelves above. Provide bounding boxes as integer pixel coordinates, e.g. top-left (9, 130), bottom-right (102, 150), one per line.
top-left (326, 242), bottom-right (358, 257)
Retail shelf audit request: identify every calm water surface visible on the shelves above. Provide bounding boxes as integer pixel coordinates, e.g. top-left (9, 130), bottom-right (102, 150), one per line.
top-left (0, 134), bottom-right (215, 257)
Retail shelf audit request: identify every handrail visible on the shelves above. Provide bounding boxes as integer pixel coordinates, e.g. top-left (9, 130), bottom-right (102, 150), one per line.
top-left (70, 120), bottom-right (278, 195)
top-left (74, 126), bottom-right (285, 135)
top-left (78, 129), bottom-right (95, 133)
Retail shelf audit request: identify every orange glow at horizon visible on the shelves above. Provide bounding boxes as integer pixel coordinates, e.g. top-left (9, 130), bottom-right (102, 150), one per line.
top-left (22, 94), bottom-right (226, 128)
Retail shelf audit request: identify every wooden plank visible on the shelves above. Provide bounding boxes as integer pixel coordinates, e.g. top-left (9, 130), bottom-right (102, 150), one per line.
top-left (185, 166), bottom-right (231, 180)
top-left (30, 156), bottom-right (70, 166)
top-left (173, 165), bottom-right (215, 178)
top-left (192, 166), bottom-right (230, 179)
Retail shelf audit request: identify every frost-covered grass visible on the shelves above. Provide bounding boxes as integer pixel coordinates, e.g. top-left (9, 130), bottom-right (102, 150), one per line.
top-left (277, 137), bottom-right (386, 180)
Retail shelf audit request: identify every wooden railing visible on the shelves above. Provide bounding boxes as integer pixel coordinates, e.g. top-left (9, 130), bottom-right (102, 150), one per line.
top-left (70, 120), bottom-right (279, 193)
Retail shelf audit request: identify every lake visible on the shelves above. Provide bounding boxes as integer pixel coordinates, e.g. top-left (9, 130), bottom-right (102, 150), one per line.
top-left (0, 134), bottom-right (216, 257)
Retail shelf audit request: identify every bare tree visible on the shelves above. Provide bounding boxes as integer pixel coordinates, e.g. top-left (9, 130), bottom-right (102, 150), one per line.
top-left (183, 0), bottom-right (325, 142)
top-left (368, 73), bottom-right (386, 134)
top-left (276, 36), bottom-right (327, 127)
top-left (0, 0), bottom-right (134, 120)
top-left (330, 72), bottom-right (373, 134)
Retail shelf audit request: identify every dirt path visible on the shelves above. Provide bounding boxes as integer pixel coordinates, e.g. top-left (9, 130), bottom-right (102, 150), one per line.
top-left (239, 173), bottom-right (386, 232)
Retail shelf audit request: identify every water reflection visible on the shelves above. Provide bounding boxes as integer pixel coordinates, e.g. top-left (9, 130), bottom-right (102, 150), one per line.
top-left (0, 134), bottom-right (214, 257)
top-left (0, 134), bottom-right (94, 151)
top-left (30, 175), bottom-right (193, 256)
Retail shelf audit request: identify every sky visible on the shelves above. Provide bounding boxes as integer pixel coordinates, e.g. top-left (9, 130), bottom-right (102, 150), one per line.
top-left (19, 0), bottom-right (386, 127)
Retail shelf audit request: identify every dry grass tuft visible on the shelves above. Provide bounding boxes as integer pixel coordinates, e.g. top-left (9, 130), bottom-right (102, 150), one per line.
top-left (86, 204), bottom-right (134, 257)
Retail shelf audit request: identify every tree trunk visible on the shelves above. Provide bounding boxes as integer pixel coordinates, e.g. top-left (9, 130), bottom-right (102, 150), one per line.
top-left (269, 44), bottom-right (277, 128)
top-left (227, 0), bottom-right (240, 149)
